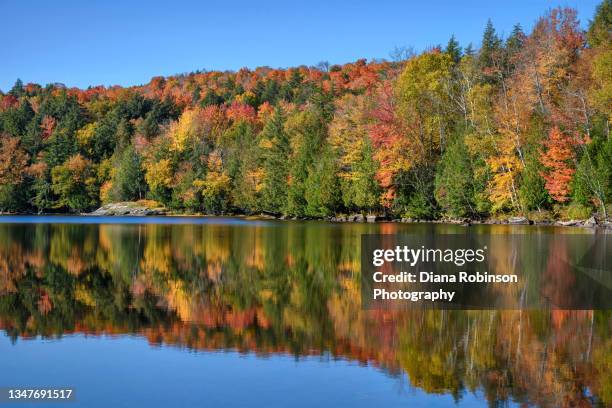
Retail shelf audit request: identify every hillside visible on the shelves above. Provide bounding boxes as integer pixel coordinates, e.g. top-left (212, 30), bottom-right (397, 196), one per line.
top-left (0, 3), bottom-right (610, 221)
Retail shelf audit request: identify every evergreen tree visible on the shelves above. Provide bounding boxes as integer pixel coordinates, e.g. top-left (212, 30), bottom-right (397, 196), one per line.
top-left (45, 128), bottom-right (78, 169)
top-left (261, 108), bottom-right (290, 214)
top-left (434, 134), bottom-right (475, 218)
top-left (1, 99), bottom-right (34, 137)
top-left (286, 111), bottom-right (325, 216)
top-left (227, 122), bottom-right (261, 213)
top-left (9, 79), bottom-right (24, 97)
top-left (479, 19), bottom-right (501, 81)
top-left (260, 80), bottom-right (280, 104)
top-left (305, 146), bottom-right (341, 217)
top-left (519, 148), bottom-right (550, 212)
top-left (587, 0), bottom-right (611, 48)
top-left (504, 23), bottom-right (525, 73)
top-left (30, 173), bottom-right (52, 213)
top-left (445, 35), bottom-right (462, 64)
top-left (112, 144), bottom-right (146, 201)
top-left (464, 43), bottom-right (475, 57)
top-left (505, 23), bottom-right (525, 55)
top-left (572, 136), bottom-right (611, 218)
top-left (351, 136), bottom-right (379, 212)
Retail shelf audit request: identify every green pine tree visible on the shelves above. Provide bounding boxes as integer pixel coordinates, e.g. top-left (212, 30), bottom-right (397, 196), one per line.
top-left (305, 146), bottom-right (341, 217)
top-left (113, 143), bottom-right (146, 201)
top-left (434, 134), bottom-right (475, 218)
top-left (519, 148), bottom-right (550, 212)
top-left (351, 136), bottom-right (380, 213)
top-left (261, 108), bottom-right (290, 214)
top-left (445, 35), bottom-right (462, 64)
top-left (587, 0), bottom-right (611, 48)
top-left (479, 19), bottom-right (501, 82)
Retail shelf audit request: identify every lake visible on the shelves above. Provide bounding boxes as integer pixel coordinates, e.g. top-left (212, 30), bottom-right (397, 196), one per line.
top-left (0, 216), bottom-right (610, 407)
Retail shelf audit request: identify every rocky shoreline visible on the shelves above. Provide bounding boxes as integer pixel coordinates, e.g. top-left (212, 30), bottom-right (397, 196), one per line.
top-left (2, 203), bottom-right (610, 229)
top-left (327, 214), bottom-right (610, 228)
top-left (88, 204), bottom-right (606, 228)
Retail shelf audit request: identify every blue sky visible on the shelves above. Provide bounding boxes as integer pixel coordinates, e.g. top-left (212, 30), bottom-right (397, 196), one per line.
top-left (1, 0), bottom-right (601, 91)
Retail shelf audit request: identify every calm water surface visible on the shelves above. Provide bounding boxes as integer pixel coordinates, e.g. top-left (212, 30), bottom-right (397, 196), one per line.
top-left (0, 216), bottom-right (610, 407)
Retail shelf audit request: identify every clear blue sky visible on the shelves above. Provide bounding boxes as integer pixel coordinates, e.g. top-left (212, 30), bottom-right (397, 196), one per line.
top-left (1, 0), bottom-right (601, 92)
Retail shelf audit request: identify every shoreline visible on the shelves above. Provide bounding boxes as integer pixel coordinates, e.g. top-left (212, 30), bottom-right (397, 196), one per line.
top-left (0, 201), bottom-right (609, 228)
top-left (0, 211), bottom-right (609, 229)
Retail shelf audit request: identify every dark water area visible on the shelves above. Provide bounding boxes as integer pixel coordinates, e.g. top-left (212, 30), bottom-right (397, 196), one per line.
top-left (0, 217), bottom-right (610, 407)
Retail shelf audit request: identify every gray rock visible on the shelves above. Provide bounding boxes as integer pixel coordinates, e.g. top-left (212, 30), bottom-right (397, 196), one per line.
top-left (366, 215), bottom-right (377, 223)
top-left (353, 214), bottom-right (365, 222)
top-left (557, 220), bottom-right (579, 226)
top-left (507, 216), bottom-right (530, 225)
top-left (584, 216), bottom-right (597, 227)
top-left (89, 202), bottom-right (167, 216)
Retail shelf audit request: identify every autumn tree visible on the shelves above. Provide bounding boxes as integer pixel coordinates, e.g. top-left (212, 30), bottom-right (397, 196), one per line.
top-left (51, 154), bottom-right (98, 211)
top-left (392, 51), bottom-right (453, 216)
top-left (0, 136), bottom-right (30, 211)
top-left (540, 126), bottom-right (576, 203)
top-left (196, 150), bottom-right (232, 213)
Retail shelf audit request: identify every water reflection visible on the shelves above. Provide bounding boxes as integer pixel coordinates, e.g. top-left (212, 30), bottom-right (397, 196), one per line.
top-left (0, 219), bottom-right (610, 407)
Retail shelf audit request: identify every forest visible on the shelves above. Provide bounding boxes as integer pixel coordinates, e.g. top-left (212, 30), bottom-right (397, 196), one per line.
top-left (0, 2), bottom-right (610, 220)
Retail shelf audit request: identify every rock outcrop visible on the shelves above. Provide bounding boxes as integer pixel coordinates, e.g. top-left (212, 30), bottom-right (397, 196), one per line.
top-left (88, 201), bottom-right (167, 216)
top-left (507, 216), bottom-right (531, 225)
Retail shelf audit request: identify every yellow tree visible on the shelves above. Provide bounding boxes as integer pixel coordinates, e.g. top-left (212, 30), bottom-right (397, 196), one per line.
top-left (486, 135), bottom-right (522, 212)
top-left (194, 150), bottom-right (231, 213)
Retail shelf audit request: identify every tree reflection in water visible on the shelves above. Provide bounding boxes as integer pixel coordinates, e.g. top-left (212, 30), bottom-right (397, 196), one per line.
top-left (0, 221), bottom-right (610, 407)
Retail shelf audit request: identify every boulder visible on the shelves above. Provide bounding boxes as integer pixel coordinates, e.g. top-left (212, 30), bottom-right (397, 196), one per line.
top-left (557, 220), bottom-right (579, 227)
top-left (352, 214), bottom-right (365, 222)
top-left (366, 215), bottom-right (377, 223)
top-left (507, 216), bottom-right (531, 225)
top-left (583, 216), bottom-right (597, 227)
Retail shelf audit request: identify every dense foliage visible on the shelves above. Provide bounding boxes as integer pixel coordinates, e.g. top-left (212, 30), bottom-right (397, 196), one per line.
top-left (0, 3), bottom-right (610, 219)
